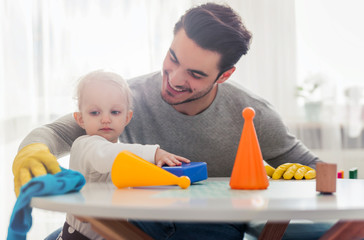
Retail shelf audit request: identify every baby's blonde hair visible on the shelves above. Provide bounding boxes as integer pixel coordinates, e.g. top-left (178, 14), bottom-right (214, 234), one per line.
top-left (75, 70), bottom-right (132, 111)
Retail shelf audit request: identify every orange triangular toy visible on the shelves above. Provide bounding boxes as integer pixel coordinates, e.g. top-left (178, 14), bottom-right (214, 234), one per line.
top-left (111, 150), bottom-right (190, 189)
top-left (230, 107), bottom-right (269, 190)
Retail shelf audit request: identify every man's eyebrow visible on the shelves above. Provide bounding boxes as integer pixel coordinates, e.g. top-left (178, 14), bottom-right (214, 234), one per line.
top-left (169, 49), bottom-right (179, 63)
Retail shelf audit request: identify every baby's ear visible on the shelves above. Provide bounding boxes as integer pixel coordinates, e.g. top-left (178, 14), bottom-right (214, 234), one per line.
top-left (73, 112), bottom-right (85, 128)
top-left (126, 110), bottom-right (133, 125)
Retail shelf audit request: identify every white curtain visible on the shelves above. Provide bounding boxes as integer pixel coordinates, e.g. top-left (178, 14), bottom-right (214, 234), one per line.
top-left (0, 0), bottom-right (299, 142)
top-left (293, 0), bottom-right (364, 173)
top-left (1, 0), bottom-right (197, 238)
top-left (230, 0), bottom-right (298, 120)
top-left (0, 0), bottom-right (193, 134)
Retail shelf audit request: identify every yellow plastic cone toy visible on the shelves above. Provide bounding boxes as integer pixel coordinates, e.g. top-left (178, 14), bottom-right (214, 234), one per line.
top-left (230, 107), bottom-right (269, 190)
top-left (111, 150), bottom-right (190, 189)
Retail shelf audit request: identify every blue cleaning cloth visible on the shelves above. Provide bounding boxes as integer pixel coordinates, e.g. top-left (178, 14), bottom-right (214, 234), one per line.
top-left (7, 168), bottom-right (86, 240)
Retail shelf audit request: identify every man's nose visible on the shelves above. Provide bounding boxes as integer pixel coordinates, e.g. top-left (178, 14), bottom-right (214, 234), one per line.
top-left (169, 68), bottom-right (187, 87)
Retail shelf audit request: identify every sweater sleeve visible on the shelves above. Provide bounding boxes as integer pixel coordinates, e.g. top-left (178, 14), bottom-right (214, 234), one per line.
top-left (255, 106), bottom-right (321, 169)
top-left (70, 135), bottom-right (159, 174)
top-left (19, 113), bottom-right (85, 158)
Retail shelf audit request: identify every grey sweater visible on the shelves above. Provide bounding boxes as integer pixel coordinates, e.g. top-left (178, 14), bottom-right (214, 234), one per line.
top-left (20, 71), bottom-right (319, 177)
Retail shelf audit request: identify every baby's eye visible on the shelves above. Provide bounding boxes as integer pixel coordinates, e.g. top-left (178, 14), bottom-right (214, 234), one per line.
top-left (111, 111), bottom-right (121, 115)
top-left (90, 111), bottom-right (100, 116)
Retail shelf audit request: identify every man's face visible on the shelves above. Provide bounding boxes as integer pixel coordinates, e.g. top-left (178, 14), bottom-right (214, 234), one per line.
top-left (161, 29), bottom-right (223, 115)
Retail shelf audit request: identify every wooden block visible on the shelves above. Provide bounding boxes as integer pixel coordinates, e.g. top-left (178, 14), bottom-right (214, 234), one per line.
top-left (349, 168), bottom-right (358, 179)
top-left (316, 162), bottom-right (337, 194)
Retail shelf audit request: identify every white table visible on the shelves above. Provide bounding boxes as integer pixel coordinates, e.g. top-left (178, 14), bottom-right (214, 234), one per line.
top-left (31, 178), bottom-right (364, 240)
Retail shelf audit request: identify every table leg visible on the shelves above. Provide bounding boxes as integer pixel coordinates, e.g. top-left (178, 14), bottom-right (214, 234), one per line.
top-left (319, 220), bottom-right (364, 240)
top-left (258, 221), bottom-right (290, 240)
top-left (80, 217), bottom-right (154, 240)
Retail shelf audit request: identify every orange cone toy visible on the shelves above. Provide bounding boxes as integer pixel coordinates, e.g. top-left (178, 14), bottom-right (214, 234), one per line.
top-left (230, 107), bottom-right (269, 190)
top-left (111, 150), bottom-right (190, 189)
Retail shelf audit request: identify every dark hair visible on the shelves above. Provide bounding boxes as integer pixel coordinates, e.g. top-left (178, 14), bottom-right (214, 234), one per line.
top-left (174, 3), bottom-right (252, 72)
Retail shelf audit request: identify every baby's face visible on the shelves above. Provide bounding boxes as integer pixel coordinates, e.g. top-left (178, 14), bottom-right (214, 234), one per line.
top-left (77, 81), bottom-right (131, 143)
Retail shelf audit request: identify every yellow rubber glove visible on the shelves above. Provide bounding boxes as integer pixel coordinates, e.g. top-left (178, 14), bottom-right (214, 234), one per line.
top-left (266, 163), bottom-right (316, 180)
top-left (13, 143), bottom-right (61, 197)
top-left (265, 165), bottom-right (275, 177)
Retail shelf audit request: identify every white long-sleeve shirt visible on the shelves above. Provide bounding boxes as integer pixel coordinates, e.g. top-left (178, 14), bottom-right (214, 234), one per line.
top-left (66, 135), bottom-right (159, 240)
top-left (69, 135), bottom-right (159, 182)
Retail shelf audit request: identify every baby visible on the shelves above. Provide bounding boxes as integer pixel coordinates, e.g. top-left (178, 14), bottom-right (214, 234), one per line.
top-left (58, 70), bottom-right (190, 240)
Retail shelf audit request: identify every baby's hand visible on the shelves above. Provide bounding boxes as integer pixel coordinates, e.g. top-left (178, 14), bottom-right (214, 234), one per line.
top-left (155, 148), bottom-right (190, 167)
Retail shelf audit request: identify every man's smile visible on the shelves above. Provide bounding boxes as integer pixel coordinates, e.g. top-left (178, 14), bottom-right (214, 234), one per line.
top-left (165, 74), bottom-right (191, 96)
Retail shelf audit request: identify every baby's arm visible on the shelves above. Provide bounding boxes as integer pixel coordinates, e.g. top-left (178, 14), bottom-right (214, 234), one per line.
top-left (70, 135), bottom-right (158, 174)
top-left (71, 135), bottom-right (190, 175)
top-left (154, 148), bottom-right (190, 167)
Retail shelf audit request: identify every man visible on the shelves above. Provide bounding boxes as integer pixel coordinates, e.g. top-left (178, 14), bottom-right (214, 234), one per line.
top-left (14, 3), bottom-right (328, 240)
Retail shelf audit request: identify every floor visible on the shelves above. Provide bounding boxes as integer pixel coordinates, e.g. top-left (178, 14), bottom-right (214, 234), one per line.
top-left (0, 139), bottom-right (67, 239)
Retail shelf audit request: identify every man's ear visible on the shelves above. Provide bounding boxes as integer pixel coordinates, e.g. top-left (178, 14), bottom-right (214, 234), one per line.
top-left (216, 67), bottom-right (236, 84)
top-left (125, 110), bottom-right (133, 126)
top-left (73, 112), bottom-right (85, 129)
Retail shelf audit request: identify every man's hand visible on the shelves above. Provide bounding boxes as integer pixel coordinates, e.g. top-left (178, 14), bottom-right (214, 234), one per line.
top-left (13, 143), bottom-right (61, 196)
top-left (155, 148), bottom-right (190, 167)
top-left (265, 163), bottom-right (316, 180)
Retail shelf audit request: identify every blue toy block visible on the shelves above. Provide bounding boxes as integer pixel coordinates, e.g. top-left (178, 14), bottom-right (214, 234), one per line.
top-left (162, 162), bottom-right (208, 183)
